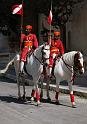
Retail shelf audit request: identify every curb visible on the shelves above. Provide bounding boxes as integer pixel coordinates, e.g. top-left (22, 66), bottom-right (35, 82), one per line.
top-left (42, 83), bottom-right (87, 99)
top-left (4, 74), bottom-right (87, 99)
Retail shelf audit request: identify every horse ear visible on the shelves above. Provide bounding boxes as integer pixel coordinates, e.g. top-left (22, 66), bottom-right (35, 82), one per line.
top-left (81, 50), bottom-right (83, 54)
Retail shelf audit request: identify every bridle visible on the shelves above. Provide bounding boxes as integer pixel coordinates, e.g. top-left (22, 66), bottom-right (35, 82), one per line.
top-left (41, 45), bottom-right (50, 61)
top-left (74, 52), bottom-right (84, 74)
top-left (62, 52), bottom-right (84, 73)
top-left (62, 57), bottom-right (73, 73)
top-left (62, 52), bottom-right (84, 83)
top-left (33, 44), bottom-right (50, 66)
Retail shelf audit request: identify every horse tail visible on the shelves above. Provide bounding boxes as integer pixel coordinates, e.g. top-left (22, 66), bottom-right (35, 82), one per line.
top-left (0, 57), bottom-right (14, 74)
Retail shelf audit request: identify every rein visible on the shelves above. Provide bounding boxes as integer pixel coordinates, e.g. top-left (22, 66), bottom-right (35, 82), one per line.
top-left (62, 57), bottom-right (76, 83)
top-left (62, 57), bottom-right (73, 73)
top-left (33, 45), bottom-right (50, 65)
top-left (33, 53), bottom-right (43, 65)
top-left (33, 52), bottom-right (50, 65)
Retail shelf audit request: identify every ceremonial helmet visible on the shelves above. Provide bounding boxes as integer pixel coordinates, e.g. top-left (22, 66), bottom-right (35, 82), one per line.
top-left (26, 25), bottom-right (32, 30)
top-left (54, 31), bottom-right (60, 36)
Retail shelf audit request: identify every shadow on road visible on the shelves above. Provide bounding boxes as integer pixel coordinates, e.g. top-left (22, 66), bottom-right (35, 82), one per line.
top-left (0, 95), bottom-right (73, 108)
top-left (40, 98), bottom-right (73, 108)
top-left (0, 75), bottom-right (16, 83)
top-left (0, 95), bottom-right (32, 104)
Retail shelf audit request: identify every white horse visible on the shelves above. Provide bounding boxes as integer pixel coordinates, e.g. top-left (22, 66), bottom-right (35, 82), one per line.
top-left (0, 43), bottom-right (50, 105)
top-left (40, 51), bottom-right (84, 107)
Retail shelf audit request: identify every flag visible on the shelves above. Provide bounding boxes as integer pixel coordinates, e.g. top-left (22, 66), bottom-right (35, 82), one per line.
top-left (47, 10), bottom-right (52, 25)
top-left (12, 4), bottom-right (23, 15)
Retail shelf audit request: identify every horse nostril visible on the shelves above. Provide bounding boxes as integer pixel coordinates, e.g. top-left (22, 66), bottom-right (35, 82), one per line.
top-left (79, 69), bottom-right (84, 74)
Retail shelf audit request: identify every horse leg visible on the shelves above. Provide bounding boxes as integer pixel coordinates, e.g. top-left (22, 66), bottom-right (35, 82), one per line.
top-left (39, 74), bottom-right (44, 100)
top-left (46, 76), bottom-right (51, 102)
top-left (21, 76), bottom-right (26, 101)
top-left (17, 77), bottom-right (21, 99)
top-left (68, 81), bottom-right (76, 108)
top-left (14, 59), bottom-right (22, 100)
top-left (34, 81), bottom-right (40, 105)
top-left (36, 88), bottom-right (40, 105)
top-left (55, 79), bottom-right (60, 104)
top-left (31, 86), bottom-right (36, 101)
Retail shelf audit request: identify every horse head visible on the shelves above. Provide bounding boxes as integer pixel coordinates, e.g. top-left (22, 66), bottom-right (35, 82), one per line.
top-left (42, 43), bottom-right (50, 66)
top-left (74, 52), bottom-right (84, 74)
top-left (33, 43), bottom-right (50, 66)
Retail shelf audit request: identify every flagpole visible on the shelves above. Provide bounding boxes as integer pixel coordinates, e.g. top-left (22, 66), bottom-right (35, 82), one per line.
top-left (20, 0), bottom-right (24, 52)
top-left (49, 0), bottom-right (52, 45)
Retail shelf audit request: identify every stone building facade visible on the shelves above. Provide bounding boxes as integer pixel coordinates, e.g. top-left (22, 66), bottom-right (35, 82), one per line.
top-left (66, 0), bottom-right (87, 52)
top-left (0, 0), bottom-right (87, 55)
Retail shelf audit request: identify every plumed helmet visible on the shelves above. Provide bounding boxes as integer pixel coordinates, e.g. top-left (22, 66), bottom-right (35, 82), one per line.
top-left (54, 31), bottom-right (60, 36)
top-left (26, 25), bottom-right (32, 30)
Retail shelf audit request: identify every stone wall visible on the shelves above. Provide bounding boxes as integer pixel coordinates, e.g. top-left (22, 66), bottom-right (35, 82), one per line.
top-left (66, 0), bottom-right (87, 52)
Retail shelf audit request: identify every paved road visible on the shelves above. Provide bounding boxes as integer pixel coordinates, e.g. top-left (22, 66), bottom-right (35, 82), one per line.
top-left (0, 77), bottom-right (87, 124)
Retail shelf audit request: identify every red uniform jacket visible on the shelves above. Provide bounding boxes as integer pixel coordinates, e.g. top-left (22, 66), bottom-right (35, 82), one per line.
top-left (50, 39), bottom-right (64, 56)
top-left (20, 33), bottom-right (38, 50)
top-left (20, 33), bottom-right (38, 62)
top-left (49, 39), bottom-right (64, 66)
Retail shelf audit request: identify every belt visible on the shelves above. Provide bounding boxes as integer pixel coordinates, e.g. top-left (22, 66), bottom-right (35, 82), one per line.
top-left (24, 46), bottom-right (32, 48)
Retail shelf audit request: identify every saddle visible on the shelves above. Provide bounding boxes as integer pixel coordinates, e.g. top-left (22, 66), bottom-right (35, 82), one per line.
top-left (19, 52), bottom-right (33, 80)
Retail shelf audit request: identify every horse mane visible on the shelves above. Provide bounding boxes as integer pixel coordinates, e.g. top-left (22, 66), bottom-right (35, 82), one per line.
top-left (62, 51), bottom-right (78, 64)
top-left (34, 44), bottom-right (44, 56)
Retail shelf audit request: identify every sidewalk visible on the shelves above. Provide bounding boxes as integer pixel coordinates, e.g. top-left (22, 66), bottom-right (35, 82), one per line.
top-left (3, 66), bottom-right (87, 99)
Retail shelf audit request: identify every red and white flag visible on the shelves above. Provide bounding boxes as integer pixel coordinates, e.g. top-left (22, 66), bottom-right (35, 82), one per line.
top-left (12, 4), bottom-right (23, 15)
top-left (47, 10), bottom-right (52, 25)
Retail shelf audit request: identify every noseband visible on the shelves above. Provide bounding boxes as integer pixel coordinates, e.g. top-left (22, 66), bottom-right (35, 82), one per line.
top-left (74, 52), bottom-right (84, 72)
top-left (41, 45), bottom-right (50, 61)
top-left (33, 45), bottom-right (50, 65)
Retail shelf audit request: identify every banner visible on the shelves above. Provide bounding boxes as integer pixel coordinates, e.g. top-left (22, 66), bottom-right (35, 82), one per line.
top-left (47, 10), bottom-right (52, 25)
top-left (12, 4), bottom-right (23, 15)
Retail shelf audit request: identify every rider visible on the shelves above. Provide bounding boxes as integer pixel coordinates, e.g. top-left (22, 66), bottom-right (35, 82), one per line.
top-left (49, 31), bottom-right (65, 75)
top-left (19, 25), bottom-right (38, 74)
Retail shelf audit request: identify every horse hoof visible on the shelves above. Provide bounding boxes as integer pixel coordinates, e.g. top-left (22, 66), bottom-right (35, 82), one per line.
top-left (55, 100), bottom-right (60, 105)
top-left (22, 95), bottom-right (27, 102)
top-left (40, 94), bottom-right (43, 99)
top-left (37, 100), bottom-right (40, 106)
top-left (31, 97), bottom-right (34, 101)
top-left (47, 97), bottom-right (51, 102)
top-left (72, 102), bottom-right (77, 108)
top-left (40, 97), bottom-right (43, 102)
top-left (18, 97), bottom-right (22, 101)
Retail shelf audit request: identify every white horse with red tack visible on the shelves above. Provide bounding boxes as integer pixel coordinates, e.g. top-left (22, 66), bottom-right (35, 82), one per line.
top-left (40, 51), bottom-right (84, 107)
top-left (0, 43), bottom-right (50, 105)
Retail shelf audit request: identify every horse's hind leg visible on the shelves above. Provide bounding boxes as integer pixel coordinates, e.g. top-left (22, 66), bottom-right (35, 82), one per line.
top-left (39, 74), bottom-right (44, 99)
top-left (34, 81), bottom-right (40, 105)
top-left (17, 78), bottom-right (21, 99)
top-left (31, 86), bottom-right (36, 101)
top-left (68, 81), bottom-right (76, 108)
top-left (22, 77), bottom-right (27, 101)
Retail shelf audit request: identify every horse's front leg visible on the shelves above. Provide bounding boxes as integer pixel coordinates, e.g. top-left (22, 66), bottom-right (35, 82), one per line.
top-left (40, 74), bottom-right (44, 99)
top-left (46, 76), bottom-right (51, 102)
top-left (34, 81), bottom-right (40, 105)
top-left (22, 77), bottom-right (27, 101)
top-left (55, 78), bottom-right (60, 104)
top-left (68, 81), bottom-right (76, 108)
